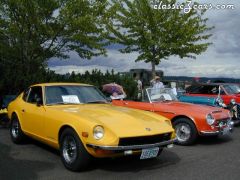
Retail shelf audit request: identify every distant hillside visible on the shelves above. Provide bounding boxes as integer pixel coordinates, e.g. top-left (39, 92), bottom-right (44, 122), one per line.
top-left (164, 76), bottom-right (240, 83)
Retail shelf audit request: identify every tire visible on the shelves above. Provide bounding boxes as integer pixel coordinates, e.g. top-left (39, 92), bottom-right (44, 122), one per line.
top-left (10, 114), bottom-right (26, 144)
top-left (60, 128), bottom-right (92, 171)
top-left (173, 118), bottom-right (198, 145)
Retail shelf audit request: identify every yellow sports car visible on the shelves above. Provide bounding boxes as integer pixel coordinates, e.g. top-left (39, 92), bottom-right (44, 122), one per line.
top-left (8, 83), bottom-right (176, 171)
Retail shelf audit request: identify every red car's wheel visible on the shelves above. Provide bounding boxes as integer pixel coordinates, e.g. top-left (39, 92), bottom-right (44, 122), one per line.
top-left (173, 118), bottom-right (198, 145)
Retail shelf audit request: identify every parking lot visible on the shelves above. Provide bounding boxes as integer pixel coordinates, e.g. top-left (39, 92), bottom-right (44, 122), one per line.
top-left (0, 126), bottom-right (240, 180)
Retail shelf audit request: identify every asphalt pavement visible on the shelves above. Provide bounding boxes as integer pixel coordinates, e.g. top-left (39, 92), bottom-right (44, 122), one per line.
top-left (1, 126), bottom-right (240, 180)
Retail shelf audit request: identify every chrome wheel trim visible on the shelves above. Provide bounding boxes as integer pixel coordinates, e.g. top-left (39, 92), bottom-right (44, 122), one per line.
top-left (175, 123), bottom-right (191, 142)
top-left (62, 136), bottom-right (77, 164)
top-left (11, 119), bottom-right (19, 138)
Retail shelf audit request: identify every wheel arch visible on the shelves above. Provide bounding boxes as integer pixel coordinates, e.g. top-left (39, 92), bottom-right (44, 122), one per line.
top-left (10, 111), bottom-right (21, 123)
top-left (58, 125), bottom-right (79, 144)
top-left (171, 115), bottom-right (199, 131)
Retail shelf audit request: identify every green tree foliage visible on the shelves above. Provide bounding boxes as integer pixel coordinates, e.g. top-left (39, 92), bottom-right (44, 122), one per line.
top-left (0, 0), bottom-right (109, 94)
top-left (44, 69), bottom-right (138, 99)
top-left (107, 0), bottom-right (213, 77)
top-left (60, 0), bottom-right (109, 59)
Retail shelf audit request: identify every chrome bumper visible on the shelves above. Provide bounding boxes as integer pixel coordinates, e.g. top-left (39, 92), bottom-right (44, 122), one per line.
top-left (86, 138), bottom-right (177, 151)
top-left (200, 121), bottom-right (234, 136)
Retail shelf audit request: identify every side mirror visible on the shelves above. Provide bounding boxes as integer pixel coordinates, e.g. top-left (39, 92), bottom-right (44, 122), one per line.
top-left (36, 98), bottom-right (42, 107)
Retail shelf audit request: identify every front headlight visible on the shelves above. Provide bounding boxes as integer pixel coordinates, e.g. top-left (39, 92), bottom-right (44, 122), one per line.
top-left (93, 126), bottom-right (104, 140)
top-left (219, 102), bottom-right (227, 108)
top-left (206, 114), bottom-right (215, 125)
top-left (216, 97), bottom-right (223, 104)
top-left (230, 99), bottom-right (236, 105)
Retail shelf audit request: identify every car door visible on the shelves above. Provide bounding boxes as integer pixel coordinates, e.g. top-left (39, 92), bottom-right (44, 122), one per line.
top-left (21, 86), bottom-right (46, 138)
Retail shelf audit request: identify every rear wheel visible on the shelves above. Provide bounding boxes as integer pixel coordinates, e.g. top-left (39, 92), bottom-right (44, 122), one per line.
top-left (60, 128), bottom-right (92, 171)
top-left (173, 118), bottom-right (198, 145)
top-left (10, 114), bottom-right (25, 144)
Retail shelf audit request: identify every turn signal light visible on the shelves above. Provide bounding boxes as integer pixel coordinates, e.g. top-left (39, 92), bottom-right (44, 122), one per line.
top-left (82, 132), bottom-right (89, 137)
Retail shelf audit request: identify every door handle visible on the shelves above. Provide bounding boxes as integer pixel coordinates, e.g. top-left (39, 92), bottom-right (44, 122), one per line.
top-left (22, 109), bottom-right (25, 113)
top-left (124, 102), bottom-right (128, 105)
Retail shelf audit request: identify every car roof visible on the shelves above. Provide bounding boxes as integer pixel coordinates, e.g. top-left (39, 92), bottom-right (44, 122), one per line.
top-left (31, 82), bottom-right (92, 87)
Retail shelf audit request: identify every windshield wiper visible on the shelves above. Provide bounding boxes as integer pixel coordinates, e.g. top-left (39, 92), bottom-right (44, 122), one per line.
top-left (85, 100), bottom-right (108, 104)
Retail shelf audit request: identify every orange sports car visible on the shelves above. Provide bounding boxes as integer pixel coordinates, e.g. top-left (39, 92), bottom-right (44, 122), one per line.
top-left (112, 88), bottom-right (234, 145)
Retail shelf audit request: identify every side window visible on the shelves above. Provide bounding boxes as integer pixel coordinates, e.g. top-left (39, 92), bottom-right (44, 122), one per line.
top-left (22, 88), bottom-right (30, 102)
top-left (27, 86), bottom-right (43, 104)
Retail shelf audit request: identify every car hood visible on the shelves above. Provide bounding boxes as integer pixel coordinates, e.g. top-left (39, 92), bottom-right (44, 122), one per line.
top-left (153, 101), bottom-right (229, 119)
top-left (48, 104), bottom-right (174, 137)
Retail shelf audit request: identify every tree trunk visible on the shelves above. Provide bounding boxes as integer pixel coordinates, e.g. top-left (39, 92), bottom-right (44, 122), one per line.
top-left (151, 61), bottom-right (156, 79)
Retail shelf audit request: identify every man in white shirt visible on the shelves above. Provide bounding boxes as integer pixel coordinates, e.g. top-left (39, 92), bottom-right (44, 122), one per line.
top-left (150, 76), bottom-right (164, 95)
top-left (151, 76), bottom-right (164, 89)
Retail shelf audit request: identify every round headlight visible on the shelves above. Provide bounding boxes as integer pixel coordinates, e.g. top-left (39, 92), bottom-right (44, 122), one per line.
top-left (216, 97), bottom-right (223, 104)
top-left (93, 126), bottom-right (104, 140)
top-left (230, 99), bottom-right (236, 105)
top-left (206, 114), bottom-right (215, 125)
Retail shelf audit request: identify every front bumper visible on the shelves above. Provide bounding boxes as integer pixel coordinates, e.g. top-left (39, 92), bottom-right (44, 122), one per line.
top-left (200, 120), bottom-right (234, 136)
top-left (87, 138), bottom-right (177, 151)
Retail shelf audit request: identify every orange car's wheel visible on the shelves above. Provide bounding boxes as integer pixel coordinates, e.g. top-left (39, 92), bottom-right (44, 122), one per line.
top-left (60, 128), bottom-right (92, 171)
top-left (173, 118), bottom-right (198, 146)
top-left (10, 114), bottom-right (26, 144)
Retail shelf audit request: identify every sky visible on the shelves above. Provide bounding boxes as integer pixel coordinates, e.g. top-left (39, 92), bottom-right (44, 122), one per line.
top-left (48, 0), bottom-right (240, 78)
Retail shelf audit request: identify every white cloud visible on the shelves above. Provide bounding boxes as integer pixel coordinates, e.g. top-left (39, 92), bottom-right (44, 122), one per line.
top-left (48, 0), bottom-right (240, 79)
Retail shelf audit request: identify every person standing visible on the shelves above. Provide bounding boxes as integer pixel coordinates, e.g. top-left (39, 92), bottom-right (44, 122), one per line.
top-left (133, 74), bottom-right (143, 100)
top-left (150, 76), bottom-right (164, 95)
top-left (151, 76), bottom-right (164, 89)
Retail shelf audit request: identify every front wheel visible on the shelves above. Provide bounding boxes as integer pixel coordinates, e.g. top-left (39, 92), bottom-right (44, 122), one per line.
top-left (10, 114), bottom-right (26, 144)
top-left (173, 118), bottom-right (198, 145)
top-left (60, 128), bottom-right (92, 171)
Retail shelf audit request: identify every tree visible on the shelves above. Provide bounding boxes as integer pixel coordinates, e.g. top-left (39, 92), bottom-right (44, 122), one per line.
top-left (0, 0), bottom-right (109, 94)
top-left (108, 0), bottom-right (213, 78)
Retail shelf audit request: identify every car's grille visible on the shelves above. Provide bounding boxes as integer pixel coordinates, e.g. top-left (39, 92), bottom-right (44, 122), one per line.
top-left (118, 133), bottom-right (171, 146)
top-left (216, 118), bottom-right (229, 127)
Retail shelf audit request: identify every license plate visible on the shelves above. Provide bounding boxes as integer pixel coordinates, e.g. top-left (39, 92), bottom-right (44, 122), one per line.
top-left (222, 126), bottom-right (230, 135)
top-left (140, 147), bottom-right (159, 160)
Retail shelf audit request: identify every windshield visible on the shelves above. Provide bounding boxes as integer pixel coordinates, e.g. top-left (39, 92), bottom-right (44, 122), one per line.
top-left (45, 85), bottom-right (107, 105)
top-left (146, 88), bottom-right (178, 103)
top-left (223, 84), bottom-right (240, 94)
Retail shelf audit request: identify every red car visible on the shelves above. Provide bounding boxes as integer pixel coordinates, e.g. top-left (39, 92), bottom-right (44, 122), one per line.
top-left (112, 88), bottom-right (233, 145)
top-left (186, 83), bottom-right (240, 105)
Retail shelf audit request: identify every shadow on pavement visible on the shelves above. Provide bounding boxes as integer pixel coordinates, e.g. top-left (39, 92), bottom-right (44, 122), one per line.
top-left (0, 142), bottom-right (55, 180)
top-left (197, 135), bottom-right (233, 145)
top-left (0, 128), bottom-right (180, 173)
top-left (91, 149), bottom-right (181, 172)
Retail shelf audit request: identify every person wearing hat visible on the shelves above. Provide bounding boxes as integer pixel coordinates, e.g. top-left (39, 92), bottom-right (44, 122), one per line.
top-left (150, 76), bottom-right (164, 95)
top-left (151, 76), bottom-right (164, 89)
